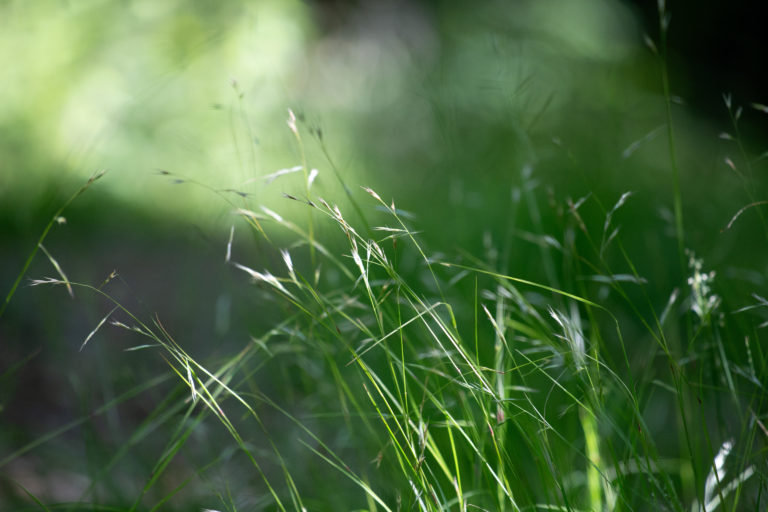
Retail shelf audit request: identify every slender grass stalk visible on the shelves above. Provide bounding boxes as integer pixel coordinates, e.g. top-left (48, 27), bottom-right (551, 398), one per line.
top-left (1, 170), bottom-right (106, 319)
top-left (656, 3), bottom-right (685, 274)
top-left (287, 109), bottom-right (316, 271)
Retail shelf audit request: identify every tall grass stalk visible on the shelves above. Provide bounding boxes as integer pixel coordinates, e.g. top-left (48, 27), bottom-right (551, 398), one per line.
top-left (655, 0), bottom-right (685, 273)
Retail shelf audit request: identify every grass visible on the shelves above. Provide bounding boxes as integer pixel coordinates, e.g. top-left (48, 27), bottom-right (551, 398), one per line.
top-left (7, 116), bottom-right (766, 509)
top-left (2, 6), bottom-right (768, 512)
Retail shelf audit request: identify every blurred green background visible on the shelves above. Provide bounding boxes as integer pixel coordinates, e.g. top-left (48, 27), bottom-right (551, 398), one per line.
top-left (1, 0), bottom-right (766, 508)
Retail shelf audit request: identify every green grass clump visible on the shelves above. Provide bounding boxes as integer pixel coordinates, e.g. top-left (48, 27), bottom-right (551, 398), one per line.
top-left (3, 5), bottom-right (768, 510)
top-left (9, 105), bottom-right (766, 510)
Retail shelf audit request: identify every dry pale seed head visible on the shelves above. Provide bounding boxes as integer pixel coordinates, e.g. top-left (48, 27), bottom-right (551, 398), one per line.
top-left (281, 249), bottom-right (299, 285)
top-left (723, 92), bottom-right (732, 110)
top-left (373, 227), bottom-right (406, 232)
top-left (258, 166), bottom-right (302, 185)
top-left (234, 208), bottom-right (264, 221)
top-left (281, 249), bottom-right (293, 274)
top-left (286, 109), bottom-right (298, 136)
top-left (110, 320), bottom-right (131, 330)
top-left (233, 262), bottom-right (294, 298)
top-left (87, 169), bottom-right (107, 184)
top-left (29, 277), bottom-right (66, 287)
top-left (260, 207), bottom-right (284, 223)
top-left (38, 244), bottom-right (74, 298)
top-left (233, 262), bottom-right (264, 281)
top-left (186, 362), bottom-right (197, 403)
top-left (308, 168), bottom-right (319, 188)
top-left (549, 306), bottom-right (586, 370)
top-left (363, 186), bottom-right (384, 204)
top-left (370, 241), bottom-right (387, 264)
top-left (225, 225), bottom-right (234, 263)
top-left (351, 241), bottom-right (366, 277)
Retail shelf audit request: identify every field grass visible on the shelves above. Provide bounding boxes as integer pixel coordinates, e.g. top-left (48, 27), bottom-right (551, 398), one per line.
top-left (4, 111), bottom-right (766, 510)
top-left (2, 3), bottom-right (768, 511)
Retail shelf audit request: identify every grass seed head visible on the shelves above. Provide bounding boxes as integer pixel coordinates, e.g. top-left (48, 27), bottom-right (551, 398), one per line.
top-left (686, 250), bottom-right (721, 326)
top-left (287, 109), bottom-right (298, 136)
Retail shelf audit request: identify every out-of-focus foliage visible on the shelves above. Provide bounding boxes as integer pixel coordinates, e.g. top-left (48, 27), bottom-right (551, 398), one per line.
top-left (2, 0), bottom-right (756, 253)
top-left (1, 0), bottom-right (311, 219)
top-left (2, 0), bottom-right (652, 221)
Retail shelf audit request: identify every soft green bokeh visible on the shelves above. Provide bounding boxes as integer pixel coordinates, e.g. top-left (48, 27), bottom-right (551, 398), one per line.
top-left (1, 0), bottom-right (662, 225)
top-left (4, 0), bottom-right (760, 311)
top-left (2, 0), bottom-right (312, 218)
